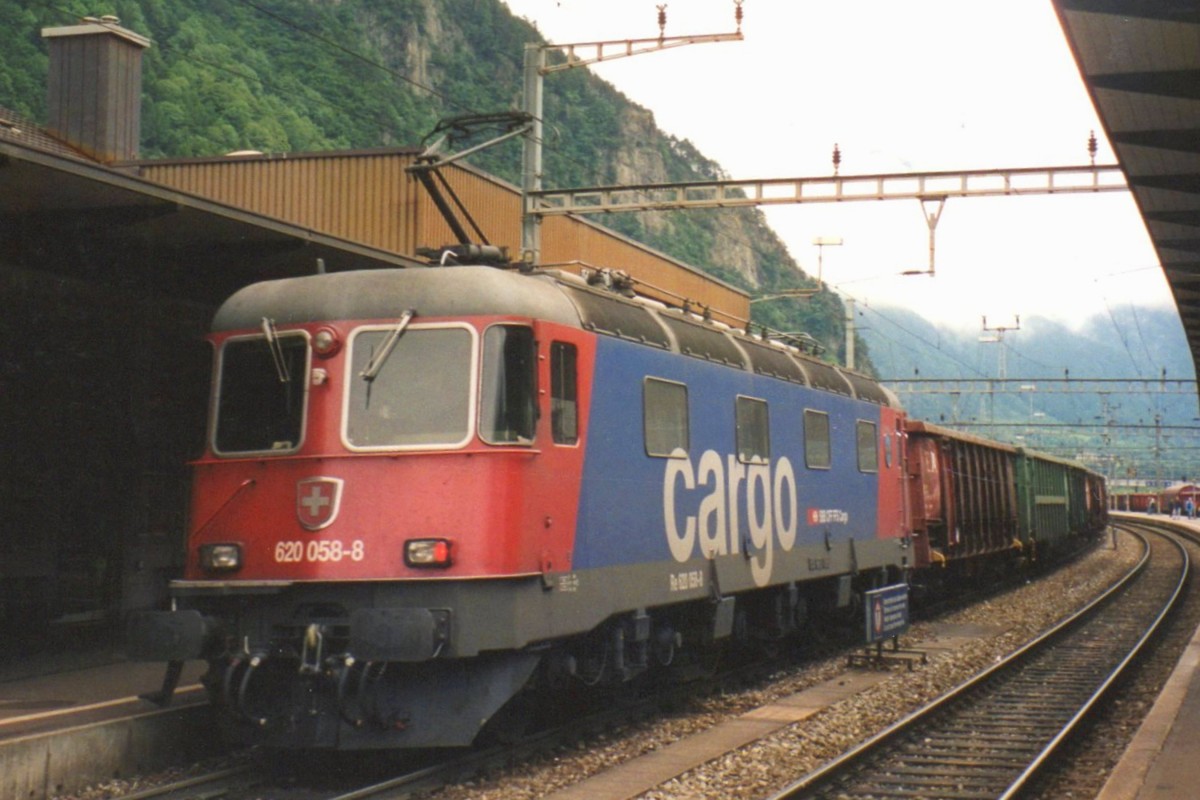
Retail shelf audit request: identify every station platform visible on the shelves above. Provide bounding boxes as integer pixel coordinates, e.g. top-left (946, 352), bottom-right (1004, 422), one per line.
top-left (1098, 512), bottom-right (1200, 800)
top-left (0, 632), bottom-right (214, 800)
top-left (0, 616), bottom-right (206, 730)
top-left (0, 657), bottom-right (207, 734)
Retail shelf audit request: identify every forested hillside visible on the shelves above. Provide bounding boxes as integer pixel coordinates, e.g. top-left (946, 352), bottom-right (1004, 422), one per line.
top-left (861, 303), bottom-right (1198, 479)
top-left (0, 0), bottom-right (862, 365)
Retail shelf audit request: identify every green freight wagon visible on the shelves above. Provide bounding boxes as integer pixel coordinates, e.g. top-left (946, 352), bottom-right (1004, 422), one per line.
top-left (1014, 448), bottom-right (1105, 560)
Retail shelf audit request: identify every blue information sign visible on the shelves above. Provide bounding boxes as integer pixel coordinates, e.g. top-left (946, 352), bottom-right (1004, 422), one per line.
top-left (864, 583), bottom-right (910, 644)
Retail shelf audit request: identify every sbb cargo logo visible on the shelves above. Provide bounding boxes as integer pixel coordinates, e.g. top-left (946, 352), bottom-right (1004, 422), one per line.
top-left (808, 508), bottom-right (849, 525)
top-left (662, 449), bottom-right (797, 588)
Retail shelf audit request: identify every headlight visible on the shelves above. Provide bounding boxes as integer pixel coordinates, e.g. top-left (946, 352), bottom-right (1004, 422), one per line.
top-left (199, 543), bottom-right (242, 572)
top-left (405, 538), bottom-right (453, 568)
top-left (313, 327), bottom-right (342, 357)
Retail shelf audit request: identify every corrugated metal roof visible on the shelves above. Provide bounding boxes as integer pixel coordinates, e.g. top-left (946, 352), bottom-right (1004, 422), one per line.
top-left (137, 150), bottom-right (753, 324)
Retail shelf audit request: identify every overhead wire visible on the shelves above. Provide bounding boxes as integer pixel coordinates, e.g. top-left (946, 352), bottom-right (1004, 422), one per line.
top-left (1127, 300), bottom-right (1159, 370)
top-left (841, 293), bottom-right (989, 378)
top-left (230, 0), bottom-right (648, 191)
top-left (37, 2), bottom-right (1176, 406)
top-left (228, 0), bottom-right (823, 325)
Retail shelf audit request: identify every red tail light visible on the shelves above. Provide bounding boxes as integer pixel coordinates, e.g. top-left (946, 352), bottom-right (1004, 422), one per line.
top-left (405, 538), bottom-right (453, 568)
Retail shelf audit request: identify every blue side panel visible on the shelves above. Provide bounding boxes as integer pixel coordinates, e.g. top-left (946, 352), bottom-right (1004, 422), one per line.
top-left (574, 336), bottom-right (881, 573)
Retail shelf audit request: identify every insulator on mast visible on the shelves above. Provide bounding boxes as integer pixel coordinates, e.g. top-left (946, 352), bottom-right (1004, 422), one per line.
top-left (832, 143), bottom-right (842, 175)
top-left (1087, 129), bottom-right (1098, 166)
top-left (734, 0), bottom-right (744, 32)
top-left (657, 4), bottom-right (667, 40)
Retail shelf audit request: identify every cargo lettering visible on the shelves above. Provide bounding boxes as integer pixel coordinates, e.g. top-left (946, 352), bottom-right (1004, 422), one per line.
top-left (663, 449), bottom-right (798, 587)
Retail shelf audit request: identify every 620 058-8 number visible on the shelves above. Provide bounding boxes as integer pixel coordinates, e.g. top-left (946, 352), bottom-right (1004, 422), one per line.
top-left (275, 540), bottom-right (366, 563)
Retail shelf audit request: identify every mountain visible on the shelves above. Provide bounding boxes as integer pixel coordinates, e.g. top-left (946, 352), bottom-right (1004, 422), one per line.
top-left (861, 302), bottom-right (1198, 480)
top-left (0, 0), bottom-right (863, 366)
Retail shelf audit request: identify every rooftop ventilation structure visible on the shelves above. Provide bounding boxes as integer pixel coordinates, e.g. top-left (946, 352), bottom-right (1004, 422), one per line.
top-left (41, 15), bottom-right (150, 163)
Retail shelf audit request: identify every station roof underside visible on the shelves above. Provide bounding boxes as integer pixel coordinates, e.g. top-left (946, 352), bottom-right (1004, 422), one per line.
top-left (1054, 1), bottom-right (1200, 380)
top-left (0, 137), bottom-right (421, 305)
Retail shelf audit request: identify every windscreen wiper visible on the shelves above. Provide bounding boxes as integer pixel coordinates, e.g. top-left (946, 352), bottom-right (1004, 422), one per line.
top-left (360, 309), bottom-right (417, 382)
top-left (261, 317), bottom-right (291, 383)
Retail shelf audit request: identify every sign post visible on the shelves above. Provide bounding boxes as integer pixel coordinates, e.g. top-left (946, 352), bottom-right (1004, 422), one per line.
top-left (849, 584), bottom-right (926, 670)
top-left (865, 583), bottom-right (910, 644)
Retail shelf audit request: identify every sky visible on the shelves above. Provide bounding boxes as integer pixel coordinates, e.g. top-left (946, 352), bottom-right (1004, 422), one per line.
top-left (499, 0), bottom-right (1170, 331)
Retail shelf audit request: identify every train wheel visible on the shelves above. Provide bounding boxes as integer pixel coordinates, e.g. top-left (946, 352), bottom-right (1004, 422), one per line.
top-left (478, 693), bottom-right (535, 745)
top-left (653, 626), bottom-right (678, 667)
top-left (571, 631), bottom-right (609, 686)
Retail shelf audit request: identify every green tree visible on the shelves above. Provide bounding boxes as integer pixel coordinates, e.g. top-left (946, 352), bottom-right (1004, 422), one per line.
top-left (0, 0), bottom-right (864, 371)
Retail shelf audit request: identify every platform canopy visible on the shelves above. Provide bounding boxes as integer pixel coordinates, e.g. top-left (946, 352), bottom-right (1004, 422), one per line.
top-left (1053, 1), bottom-right (1200, 380)
top-left (0, 131), bottom-right (422, 305)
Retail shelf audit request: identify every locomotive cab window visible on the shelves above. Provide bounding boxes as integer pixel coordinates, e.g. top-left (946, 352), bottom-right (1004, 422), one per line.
top-left (645, 378), bottom-right (689, 457)
top-left (736, 396), bottom-right (770, 463)
top-left (345, 323), bottom-right (475, 449)
top-left (480, 325), bottom-right (537, 445)
top-left (551, 342), bottom-right (578, 445)
top-left (214, 331), bottom-right (309, 455)
top-left (856, 420), bottom-right (879, 473)
top-left (804, 409), bottom-right (831, 469)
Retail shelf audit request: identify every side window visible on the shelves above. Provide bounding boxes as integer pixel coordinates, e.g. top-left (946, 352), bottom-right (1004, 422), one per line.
top-left (804, 409), bottom-right (831, 469)
top-left (644, 378), bottom-right (688, 457)
top-left (736, 396), bottom-right (770, 463)
top-left (551, 342), bottom-right (578, 444)
top-left (857, 420), bottom-right (879, 473)
top-left (480, 325), bottom-right (536, 444)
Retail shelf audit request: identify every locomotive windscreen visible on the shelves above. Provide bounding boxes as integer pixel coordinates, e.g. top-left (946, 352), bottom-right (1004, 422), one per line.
top-left (346, 325), bottom-right (474, 449)
top-left (214, 333), bottom-right (309, 454)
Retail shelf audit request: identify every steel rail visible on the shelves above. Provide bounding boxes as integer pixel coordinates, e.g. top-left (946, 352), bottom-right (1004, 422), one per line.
top-left (766, 523), bottom-right (1186, 800)
top-left (113, 764), bottom-right (257, 800)
top-left (104, 538), bottom-right (1138, 800)
top-left (1001, 523), bottom-right (1187, 799)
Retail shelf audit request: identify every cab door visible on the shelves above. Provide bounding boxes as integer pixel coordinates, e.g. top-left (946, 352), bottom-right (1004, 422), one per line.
top-left (526, 322), bottom-right (595, 576)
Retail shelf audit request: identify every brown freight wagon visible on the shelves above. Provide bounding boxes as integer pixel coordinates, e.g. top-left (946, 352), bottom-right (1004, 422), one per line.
top-left (905, 420), bottom-right (1021, 574)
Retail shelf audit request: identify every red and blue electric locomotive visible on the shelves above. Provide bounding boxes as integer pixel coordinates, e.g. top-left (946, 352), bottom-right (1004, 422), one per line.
top-left (127, 264), bottom-right (1104, 750)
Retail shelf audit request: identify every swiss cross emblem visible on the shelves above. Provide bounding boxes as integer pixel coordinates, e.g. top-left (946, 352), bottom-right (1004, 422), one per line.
top-left (297, 477), bottom-right (344, 531)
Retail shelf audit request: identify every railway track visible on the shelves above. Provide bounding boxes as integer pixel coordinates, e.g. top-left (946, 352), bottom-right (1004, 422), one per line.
top-left (110, 765), bottom-right (259, 800)
top-left (99, 696), bottom-right (659, 800)
top-left (767, 522), bottom-right (1187, 800)
top-left (101, 751), bottom-right (480, 800)
top-left (82, 530), bottom-right (1153, 800)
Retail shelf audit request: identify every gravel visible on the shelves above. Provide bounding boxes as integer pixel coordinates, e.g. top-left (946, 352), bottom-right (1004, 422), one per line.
top-left (56, 535), bottom-right (1142, 800)
top-left (418, 536), bottom-right (1141, 800)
